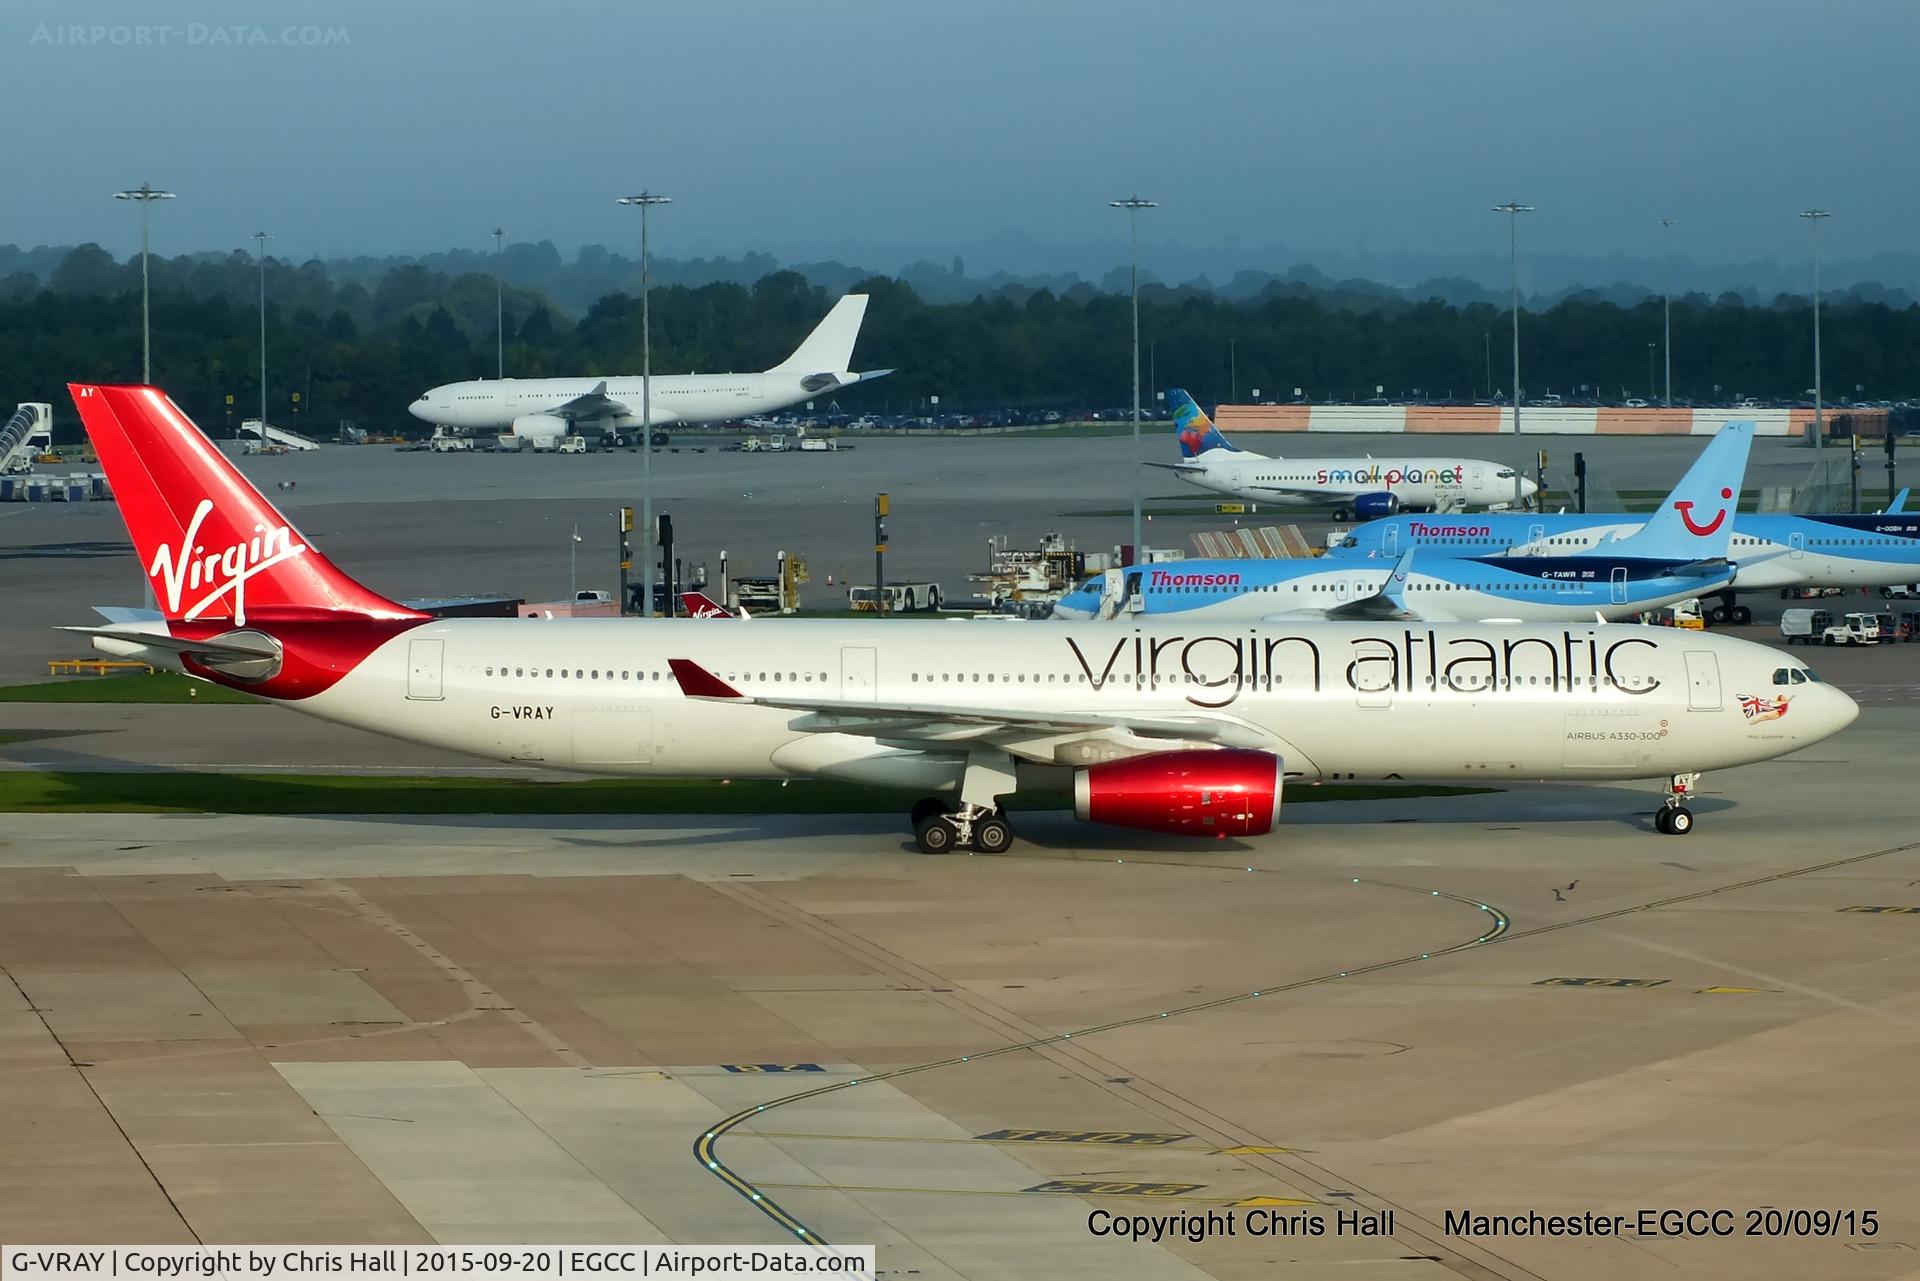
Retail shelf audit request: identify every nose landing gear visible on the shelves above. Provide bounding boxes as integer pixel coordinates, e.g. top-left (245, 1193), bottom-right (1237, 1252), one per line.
top-left (1653, 772), bottom-right (1698, 835)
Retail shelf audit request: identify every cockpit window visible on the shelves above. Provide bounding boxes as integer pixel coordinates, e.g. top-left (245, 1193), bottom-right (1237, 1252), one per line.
top-left (1338, 535), bottom-right (1359, 548)
top-left (1773, 667), bottom-right (1817, 686)
top-left (1496, 468), bottom-right (1516, 478)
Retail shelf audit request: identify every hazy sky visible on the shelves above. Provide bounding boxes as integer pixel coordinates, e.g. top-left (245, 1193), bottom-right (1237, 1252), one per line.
top-left (12, 0), bottom-right (1915, 282)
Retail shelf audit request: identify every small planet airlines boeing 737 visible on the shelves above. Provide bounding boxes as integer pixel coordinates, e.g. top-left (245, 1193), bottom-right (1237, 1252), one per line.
top-left (410, 294), bottom-right (891, 448)
top-left (1150, 390), bottom-right (1538, 518)
top-left (68, 385), bottom-right (1856, 851)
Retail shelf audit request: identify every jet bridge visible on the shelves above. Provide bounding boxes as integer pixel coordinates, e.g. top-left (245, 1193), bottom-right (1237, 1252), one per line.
top-left (0, 403), bottom-right (52, 475)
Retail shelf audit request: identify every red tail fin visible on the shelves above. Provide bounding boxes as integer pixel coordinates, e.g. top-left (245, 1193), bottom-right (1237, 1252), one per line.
top-left (70, 385), bottom-right (421, 624)
top-left (681, 590), bottom-right (735, 619)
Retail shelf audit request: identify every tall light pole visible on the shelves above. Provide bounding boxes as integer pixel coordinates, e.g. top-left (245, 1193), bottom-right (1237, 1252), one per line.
top-left (1800, 209), bottom-right (1830, 452)
top-left (252, 231), bottom-right (271, 433)
top-left (1492, 202), bottom-right (1534, 434)
top-left (617, 192), bottom-right (671, 616)
top-left (1659, 217), bottom-right (1674, 407)
top-left (1110, 195), bottom-right (1156, 559)
top-left (114, 183), bottom-right (174, 382)
top-left (1229, 337), bottom-right (1237, 404)
top-left (492, 227), bottom-right (506, 380)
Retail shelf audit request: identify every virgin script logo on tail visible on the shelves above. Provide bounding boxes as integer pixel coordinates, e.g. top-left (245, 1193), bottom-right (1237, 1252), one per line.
top-left (1675, 486), bottom-right (1735, 536)
top-left (147, 497), bottom-right (308, 625)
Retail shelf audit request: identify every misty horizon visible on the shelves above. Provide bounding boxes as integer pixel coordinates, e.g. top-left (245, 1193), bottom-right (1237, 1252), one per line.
top-left (10, 0), bottom-right (1913, 298)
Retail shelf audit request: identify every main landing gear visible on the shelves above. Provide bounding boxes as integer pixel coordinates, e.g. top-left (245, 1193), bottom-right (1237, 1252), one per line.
top-left (1653, 772), bottom-right (1698, 836)
top-left (912, 752), bottom-right (1020, 854)
top-left (911, 798), bottom-right (1014, 855)
top-left (1707, 592), bottom-right (1752, 627)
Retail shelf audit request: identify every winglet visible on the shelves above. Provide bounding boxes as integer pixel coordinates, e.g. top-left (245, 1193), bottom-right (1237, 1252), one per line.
top-left (1886, 486), bottom-right (1910, 515)
top-left (668, 658), bottom-right (745, 699)
top-left (1380, 549), bottom-right (1417, 612)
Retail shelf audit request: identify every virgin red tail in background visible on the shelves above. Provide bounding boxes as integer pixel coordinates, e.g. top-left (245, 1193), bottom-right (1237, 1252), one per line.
top-left (69, 385), bottom-right (421, 624)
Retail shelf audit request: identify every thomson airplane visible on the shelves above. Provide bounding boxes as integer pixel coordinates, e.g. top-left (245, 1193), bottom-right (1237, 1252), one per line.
top-left (1057, 422), bottom-right (1753, 625)
top-left (1149, 390), bottom-right (1538, 518)
top-left (66, 385), bottom-right (1855, 851)
top-left (410, 294), bottom-right (890, 449)
top-left (1329, 497), bottom-right (1920, 625)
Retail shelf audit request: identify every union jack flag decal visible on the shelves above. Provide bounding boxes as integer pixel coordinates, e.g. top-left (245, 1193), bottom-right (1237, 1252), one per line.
top-left (1738, 693), bottom-right (1790, 723)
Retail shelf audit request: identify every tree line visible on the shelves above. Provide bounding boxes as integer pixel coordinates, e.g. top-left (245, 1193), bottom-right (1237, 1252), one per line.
top-left (2, 244), bottom-right (1916, 437)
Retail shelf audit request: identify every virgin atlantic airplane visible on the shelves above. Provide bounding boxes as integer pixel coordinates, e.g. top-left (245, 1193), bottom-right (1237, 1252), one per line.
top-left (66, 385), bottom-right (1856, 852)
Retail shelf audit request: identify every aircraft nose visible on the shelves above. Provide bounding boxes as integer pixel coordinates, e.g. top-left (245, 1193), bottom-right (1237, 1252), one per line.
top-left (408, 398), bottom-right (432, 422)
top-left (1826, 683), bottom-right (1861, 735)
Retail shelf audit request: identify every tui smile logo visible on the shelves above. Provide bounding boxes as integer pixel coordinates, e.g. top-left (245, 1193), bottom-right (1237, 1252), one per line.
top-left (1675, 487), bottom-right (1734, 536)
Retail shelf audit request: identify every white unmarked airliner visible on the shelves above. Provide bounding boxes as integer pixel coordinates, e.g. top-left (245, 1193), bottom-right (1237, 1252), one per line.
top-left (409, 294), bottom-right (890, 448)
top-left (68, 385), bottom-right (1857, 852)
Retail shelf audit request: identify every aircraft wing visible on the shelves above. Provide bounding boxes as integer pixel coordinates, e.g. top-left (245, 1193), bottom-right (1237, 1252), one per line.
top-left (667, 658), bottom-right (1276, 763)
top-left (1242, 483), bottom-right (1350, 500)
top-left (1319, 550), bottom-right (1418, 621)
top-left (542, 381), bottom-right (681, 427)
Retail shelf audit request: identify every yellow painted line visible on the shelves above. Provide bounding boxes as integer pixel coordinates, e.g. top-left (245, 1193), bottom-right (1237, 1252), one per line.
top-left (754, 1181), bottom-right (1306, 1206)
top-left (745, 1128), bottom-right (1229, 1152)
top-left (1697, 985), bottom-right (1779, 994)
top-left (1233, 1196), bottom-right (1318, 1208)
top-left (692, 873), bottom-right (1513, 1248)
top-left (1216, 1144), bottom-right (1294, 1156)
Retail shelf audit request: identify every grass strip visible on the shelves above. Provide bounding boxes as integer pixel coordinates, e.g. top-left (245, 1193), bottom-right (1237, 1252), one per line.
top-left (0, 770), bottom-right (1494, 815)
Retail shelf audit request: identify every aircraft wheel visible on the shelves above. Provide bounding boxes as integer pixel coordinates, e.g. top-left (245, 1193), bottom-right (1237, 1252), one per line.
top-left (972, 815), bottom-right (1015, 855)
top-left (910, 797), bottom-right (947, 826)
top-left (914, 815), bottom-right (959, 855)
top-left (1708, 603), bottom-right (1730, 625)
top-left (1654, 807), bottom-right (1673, 834)
top-left (1333, 507), bottom-right (1351, 522)
top-left (1665, 806), bottom-right (1694, 836)
top-left (1731, 605), bottom-right (1752, 625)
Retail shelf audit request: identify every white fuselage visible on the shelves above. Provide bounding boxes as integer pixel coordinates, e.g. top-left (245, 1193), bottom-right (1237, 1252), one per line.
top-left (1177, 450), bottom-right (1537, 510)
top-left (273, 619), bottom-right (1851, 789)
top-left (1336, 517), bottom-right (1920, 592)
top-left (1052, 562), bottom-right (1734, 625)
top-left (411, 373), bottom-right (828, 437)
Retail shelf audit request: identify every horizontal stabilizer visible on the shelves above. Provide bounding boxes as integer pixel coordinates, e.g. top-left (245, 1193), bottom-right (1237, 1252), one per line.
top-left (56, 624), bottom-right (281, 659)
